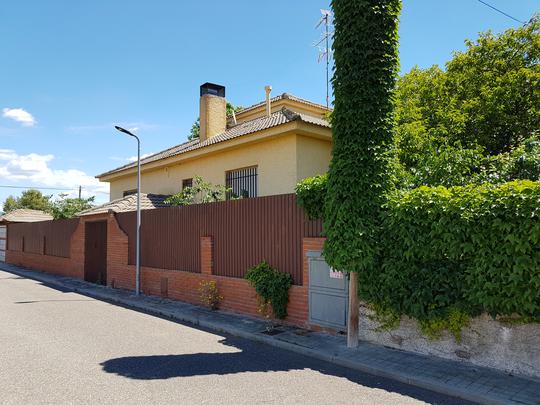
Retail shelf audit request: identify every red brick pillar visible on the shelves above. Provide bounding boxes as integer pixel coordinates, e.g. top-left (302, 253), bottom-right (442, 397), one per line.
top-left (200, 236), bottom-right (213, 275)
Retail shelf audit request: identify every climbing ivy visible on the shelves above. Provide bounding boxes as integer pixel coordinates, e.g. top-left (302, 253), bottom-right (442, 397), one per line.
top-left (245, 261), bottom-right (292, 320)
top-left (324, 0), bottom-right (402, 273)
top-left (295, 174), bottom-right (327, 220)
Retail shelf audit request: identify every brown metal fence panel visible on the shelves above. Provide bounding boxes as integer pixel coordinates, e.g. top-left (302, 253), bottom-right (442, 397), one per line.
top-left (304, 219), bottom-right (323, 237)
top-left (7, 224), bottom-right (24, 252)
top-left (7, 219), bottom-right (78, 258)
top-left (45, 219), bottom-right (79, 257)
top-left (116, 194), bottom-right (314, 285)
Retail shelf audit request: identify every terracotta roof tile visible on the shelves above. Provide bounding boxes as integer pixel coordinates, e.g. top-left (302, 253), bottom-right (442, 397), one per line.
top-left (78, 193), bottom-right (170, 216)
top-left (232, 93), bottom-right (332, 117)
top-left (97, 107), bottom-right (330, 178)
top-left (0, 209), bottom-right (53, 223)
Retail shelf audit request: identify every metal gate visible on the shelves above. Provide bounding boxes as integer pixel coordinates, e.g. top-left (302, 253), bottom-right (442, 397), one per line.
top-left (308, 251), bottom-right (348, 330)
top-left (0, 225), bottom-right (6, 262)
top-left (84, 221), bottom-right (107, 285)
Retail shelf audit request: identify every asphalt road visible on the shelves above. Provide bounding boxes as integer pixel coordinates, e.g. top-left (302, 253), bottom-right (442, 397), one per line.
top-left (0, 270), bottom-right (471, 405)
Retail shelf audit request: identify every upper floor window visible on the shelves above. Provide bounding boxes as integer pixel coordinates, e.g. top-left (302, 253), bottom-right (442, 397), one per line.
top-left (226, 166), bottom-right (258, 199)
top-left (123, 189), bottom-right (137, 197)
top-left (182, 178), bottom-right (193, 190)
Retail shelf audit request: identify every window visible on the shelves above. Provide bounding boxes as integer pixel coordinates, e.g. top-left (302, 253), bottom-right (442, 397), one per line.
top-left (226, 166), bottom-right (258, 199)
top-left (182, 178), bottom-right (193, 190)
top-left (123, 189), bottom-right (137, 197)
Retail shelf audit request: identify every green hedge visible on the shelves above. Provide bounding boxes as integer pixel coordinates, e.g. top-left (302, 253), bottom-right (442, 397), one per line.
top-left (296, 177), bottom-right (540, 336)
top-left (295, 174), bottom-right (327, 220)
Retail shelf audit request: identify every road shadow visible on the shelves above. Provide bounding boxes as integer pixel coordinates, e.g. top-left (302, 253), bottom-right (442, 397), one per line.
top-left (101, 335), bottom-right (469, 404)
top-left (14, 299), bottom-right (96, 304)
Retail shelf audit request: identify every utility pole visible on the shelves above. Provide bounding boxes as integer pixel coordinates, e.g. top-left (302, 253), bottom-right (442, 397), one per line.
top-left (78, 185), bottom-right (82, 199)
top-left (347, 273), bottom-right (359, 348)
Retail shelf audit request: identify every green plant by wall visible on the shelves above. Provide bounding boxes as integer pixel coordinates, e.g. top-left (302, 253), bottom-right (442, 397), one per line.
top-left (295, 174), bottom-right (327, 220)
top-left (324, 0), bottom-right (401, 274)
top-left (245, 261), bottom-right (292, 320)
top-left (362, 180), bottom-right (540, 335)
top-left (165, 176), bottom-right (231, 206)
top-left (198, 280), bottom-right (223, 310)
top-left (418, 309), bottom-right (470, 343)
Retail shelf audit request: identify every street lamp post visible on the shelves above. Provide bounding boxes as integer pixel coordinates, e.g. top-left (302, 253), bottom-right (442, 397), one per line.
top-left (115, 125), bottom-right (141, 296)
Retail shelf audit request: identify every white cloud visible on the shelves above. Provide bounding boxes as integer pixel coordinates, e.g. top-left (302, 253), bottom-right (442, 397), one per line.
top-left (127, 152), bottom-right (154, 162)
top-left (2, 108), bottom-right (36, 127)
top-left (0, 149), bottom-right (109, 200)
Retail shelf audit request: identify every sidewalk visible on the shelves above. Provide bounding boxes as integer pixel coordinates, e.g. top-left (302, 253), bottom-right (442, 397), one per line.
top-left (1, 262), bottom-right (539, 405)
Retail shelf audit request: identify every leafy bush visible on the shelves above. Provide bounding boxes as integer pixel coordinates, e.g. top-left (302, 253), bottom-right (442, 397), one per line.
top-left (198, 280), bottom-right (223, 310)
top-left (245, 261), bottom-right (292, 319)
top-left (165, 176), bottom-right (231, 206)
top-left (295, 174), bottom-right (327, 220)
top-left (362, 180), bottom-right (540, 333)
top-left (295, 177), bottom-right (540, 337)
top-left (51, 194), bottom-right (95, 219)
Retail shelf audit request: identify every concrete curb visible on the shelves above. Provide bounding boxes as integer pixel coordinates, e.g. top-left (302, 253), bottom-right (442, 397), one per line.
top-left (2, 264), bottom-right (536, 405)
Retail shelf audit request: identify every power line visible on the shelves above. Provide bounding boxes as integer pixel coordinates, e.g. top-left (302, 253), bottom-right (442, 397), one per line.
top-left (476, 0), bottom-right (526, 25)
top-left (0, 185), bottom-right (75, 191)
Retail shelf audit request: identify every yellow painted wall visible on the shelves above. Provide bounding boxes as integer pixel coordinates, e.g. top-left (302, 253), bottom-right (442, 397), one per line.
top-left (107, 132), bottom-right (332, 201)
top-left (296, 135), bottom-right (332, 182)
top-left (109, 134), bottom-right (295, 200)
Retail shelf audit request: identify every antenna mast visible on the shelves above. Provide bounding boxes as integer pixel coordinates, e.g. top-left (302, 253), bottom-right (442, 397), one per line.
top-left (315, 9), bottom-right (333, 108)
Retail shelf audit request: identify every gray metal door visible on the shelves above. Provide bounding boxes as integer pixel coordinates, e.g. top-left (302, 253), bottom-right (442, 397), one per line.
top-left (308, 251), bottom-right (348, 330)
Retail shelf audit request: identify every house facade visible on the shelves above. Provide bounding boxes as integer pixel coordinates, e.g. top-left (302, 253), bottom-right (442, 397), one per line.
top-left (97, 83), bottom-right (332, 200)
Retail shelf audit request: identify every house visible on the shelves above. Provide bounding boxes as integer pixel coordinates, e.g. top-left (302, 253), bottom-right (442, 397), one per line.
top-left (0, 209), bottom-right (54, 262)
top-left (97, 83), bottom-right (332, 201)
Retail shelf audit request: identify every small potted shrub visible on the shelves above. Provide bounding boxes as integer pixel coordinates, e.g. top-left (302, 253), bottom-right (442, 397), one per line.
top-left (198, 280), bottom-right (223, 310)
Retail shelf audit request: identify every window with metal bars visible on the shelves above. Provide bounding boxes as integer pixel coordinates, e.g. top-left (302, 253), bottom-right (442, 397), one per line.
top-left (225, 166), bottom-right (258, 199)
top-left (182, 178), bottom-right (193, 190)
top-left (123, 189), bottom-right (137, 197)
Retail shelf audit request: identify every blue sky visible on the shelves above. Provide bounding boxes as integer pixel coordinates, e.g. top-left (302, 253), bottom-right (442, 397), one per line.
top-left (0, 0), bottom-right (537, 207)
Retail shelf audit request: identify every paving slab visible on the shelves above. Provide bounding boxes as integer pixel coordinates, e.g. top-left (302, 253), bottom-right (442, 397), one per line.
top-left (1, 262), bottom-right (539, 405)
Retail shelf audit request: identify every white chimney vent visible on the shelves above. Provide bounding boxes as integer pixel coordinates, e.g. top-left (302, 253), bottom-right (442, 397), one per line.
top-left (265, 85), bottom-right (272, 117)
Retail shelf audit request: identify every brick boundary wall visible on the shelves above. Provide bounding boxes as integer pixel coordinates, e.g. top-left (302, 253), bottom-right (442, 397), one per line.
top-left (6, 218), bottom-right (86, 279)
top-left (6, 213), bottom-right (330, 330)
top-left (106, 212), bottom-right (311, 326)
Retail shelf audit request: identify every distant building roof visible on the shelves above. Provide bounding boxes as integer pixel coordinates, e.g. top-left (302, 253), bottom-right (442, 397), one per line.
top-left (0, 209), bottom-right (53, 224)
top-left (232, 93), bottom-right (332, 118)
top-left (78, 193), bottom-right (170, 216)
top-left (97, 107), bottom-right (330, 178)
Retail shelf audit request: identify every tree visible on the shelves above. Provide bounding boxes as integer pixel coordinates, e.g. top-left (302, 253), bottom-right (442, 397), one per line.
top-left (188, 117), bottom-right (200, 140)
top-left (2, 189), bottom-right (52, 213)
top-left (50, 194), bottom-right (95, 219)
top-left (325, 0), bottom-right (401, 347)
top-left (391, 15), bottom-right (540, 188)
top-left (395, 15), bottom-right (540, 155)
top-left (188, 103), bottom-right (243, 140)
top-left (2, 196), bottom-right (19, 213)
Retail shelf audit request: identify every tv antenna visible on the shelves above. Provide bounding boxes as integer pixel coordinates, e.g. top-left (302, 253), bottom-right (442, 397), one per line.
top-left (315, 9), bottom-right (333, 109)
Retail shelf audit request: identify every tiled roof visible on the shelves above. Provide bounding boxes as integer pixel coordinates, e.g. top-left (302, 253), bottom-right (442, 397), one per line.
top-left (78, 193), bottom-right (170, 216)
top-left (0, 209), bottom-right (53, 223)
top-left (97, 107), bottom-right (331, 178)
top-left (232, 93), bottom-right (332, 117)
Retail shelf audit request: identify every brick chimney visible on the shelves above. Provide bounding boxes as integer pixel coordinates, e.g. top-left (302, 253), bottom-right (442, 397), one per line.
top-left (199, 82), bottom-right (226, 142)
